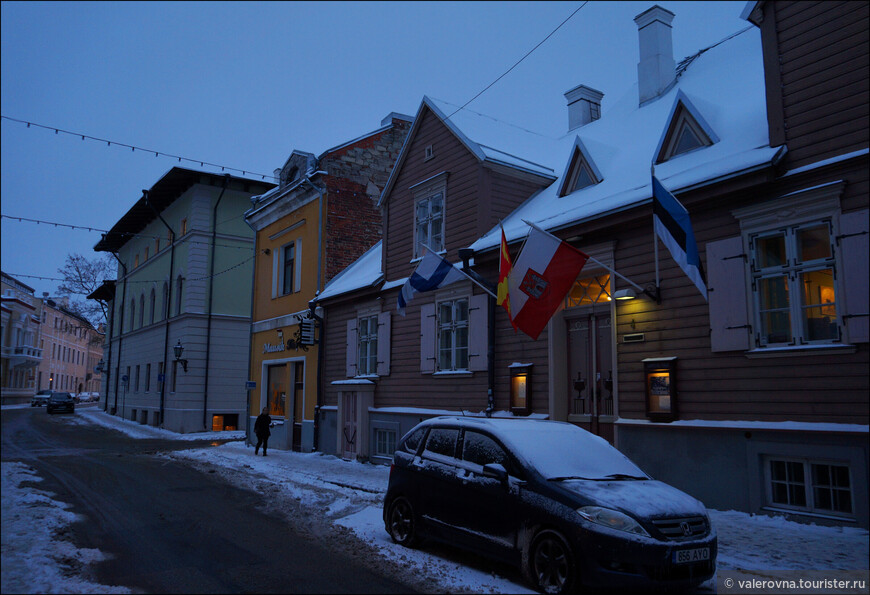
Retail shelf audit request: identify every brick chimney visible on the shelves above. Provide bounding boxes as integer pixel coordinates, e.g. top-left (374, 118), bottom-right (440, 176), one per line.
top-left (564, 84), bottom-right (604, 132)
top-left (635, 5), bottom-right (676, 105)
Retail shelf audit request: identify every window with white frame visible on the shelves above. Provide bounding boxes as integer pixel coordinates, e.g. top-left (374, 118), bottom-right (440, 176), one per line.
top-left (411, 173), bottom-right (447, 259)
top-left (437, 298), bottom-right (469, 371)
top-left (281, 242), bottom-right (296, 295)
top-left (373, 427), bottom-right (397, 459)
top-left (357, 315), bottom-right (378, 376)
top-left (750, 221), bottom-right (839, 346)
top-left (708, 187), bottom-right (868, 352)
top-left (766, 457), bottom-right (853, 517)
top-left (415, 194), bottom-right (444, 258)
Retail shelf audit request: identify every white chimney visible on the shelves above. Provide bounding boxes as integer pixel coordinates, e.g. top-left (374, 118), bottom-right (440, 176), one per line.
top-left (634, 5), bottom-right (676, 105)
top-left (564, 84), bottom-right (604, 131)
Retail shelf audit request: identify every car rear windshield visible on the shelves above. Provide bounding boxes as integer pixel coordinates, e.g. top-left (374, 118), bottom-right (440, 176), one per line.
top-left (499, 424), bottom-right (647, 481)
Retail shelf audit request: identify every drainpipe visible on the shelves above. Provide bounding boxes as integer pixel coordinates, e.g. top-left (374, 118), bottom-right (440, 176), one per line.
top-left (242, 208), bottom-right (261, 448)
top-left (301, 172), bottom-right (326, 451)
top-left (100, 292), bottom-right (114, 414)
top-left (308, 299), bottom-right (324, 452)
top-left (108, 251), bottom-right (127, 416)
top-left (203, 174), bottom-right (231, 430)
top-left (458, 249), bottom-right (497, 416)
top-left (302, 171), bottom-right (327, 293)
top-left (145, 190), bottom-right (176, 428)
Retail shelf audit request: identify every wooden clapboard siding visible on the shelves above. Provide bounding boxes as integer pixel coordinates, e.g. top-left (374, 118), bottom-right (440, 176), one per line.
top-left (547, 147), bottom-right (866, 426)
top-left (770, 1), bottom-right (869, 168)
top-left (384, 108), bottom-right (479, 281)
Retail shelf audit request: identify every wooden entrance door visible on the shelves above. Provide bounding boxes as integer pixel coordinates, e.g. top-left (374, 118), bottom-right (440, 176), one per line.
top-left (567, 307), bottom-right (614, 442)
top-left (341, 391), bottom-right (358, 460)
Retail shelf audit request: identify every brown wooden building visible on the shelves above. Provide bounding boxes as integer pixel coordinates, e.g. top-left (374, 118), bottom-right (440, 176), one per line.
top-left (315, 1), bottom-right (868, 528)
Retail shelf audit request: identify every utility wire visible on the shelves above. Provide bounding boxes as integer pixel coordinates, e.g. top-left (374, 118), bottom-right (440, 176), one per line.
top-left (0, 115), bottom-right (278, 181)
top-left (445, 1), bottom-right (588, 121)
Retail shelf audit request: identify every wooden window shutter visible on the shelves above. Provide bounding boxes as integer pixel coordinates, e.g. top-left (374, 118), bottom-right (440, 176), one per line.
top-left (377, 312), bottom-right (391, 376)
top-left (467, 294), bottom-right (489, 372)
top-left (707, 236), bottom-right (751, 352)
top-left (839, 209), bottom-right (869, 343)
top-left (346, 319), bottom-right (358, 377)
top-left (420, 303), bottom-right (436, 374)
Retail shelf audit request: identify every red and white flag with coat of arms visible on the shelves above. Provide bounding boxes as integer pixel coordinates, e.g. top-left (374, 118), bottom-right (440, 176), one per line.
top-left (507, 222), bottom-right (589, 340)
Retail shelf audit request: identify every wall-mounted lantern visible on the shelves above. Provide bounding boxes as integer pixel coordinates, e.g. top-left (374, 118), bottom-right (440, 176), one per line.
top-left (643, 357), bottom-right (677, 422)
top-left (173, 339), bottom-right (188, 373)
top-left (510, 363), bottom-right (533, 416)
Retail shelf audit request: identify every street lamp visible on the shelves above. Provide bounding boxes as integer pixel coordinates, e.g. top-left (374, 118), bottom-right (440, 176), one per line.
top-left (173, 340), bottom-right (188, 372)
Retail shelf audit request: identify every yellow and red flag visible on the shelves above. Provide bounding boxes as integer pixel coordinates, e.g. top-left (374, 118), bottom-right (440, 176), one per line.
top-left (497, 226), bottom-right (517, 330)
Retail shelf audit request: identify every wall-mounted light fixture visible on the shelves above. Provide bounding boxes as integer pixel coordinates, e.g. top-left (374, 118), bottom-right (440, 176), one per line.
top-left (173, 339), bottom-right (188, 372)
top-left (613, 288), bottom-right (637, 300)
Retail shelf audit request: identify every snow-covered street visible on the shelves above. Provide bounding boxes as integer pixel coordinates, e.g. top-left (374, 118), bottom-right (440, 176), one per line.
top-left (2, 405), bottom-right (868, 594)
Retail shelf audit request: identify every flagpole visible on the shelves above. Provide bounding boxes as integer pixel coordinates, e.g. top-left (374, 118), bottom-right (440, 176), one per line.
top-left (422, 244), bottom-right (498, 300)
top-left (521, 219), bottom-right (649, 295)
top-left (651, 164), bottom-right (661, 297)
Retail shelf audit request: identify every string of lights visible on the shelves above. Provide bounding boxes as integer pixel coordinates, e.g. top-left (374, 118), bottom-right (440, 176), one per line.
top-left (444, 1), bottom-right (588, 122)
top-left (1, 115), bottom-right (278, 181)
top-left (7, 252), bottom-right (258, 287)
top-left (1, 214), bottom-right (257, 252)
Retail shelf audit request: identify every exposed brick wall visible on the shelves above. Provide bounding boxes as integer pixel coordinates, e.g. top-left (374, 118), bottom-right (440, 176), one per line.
top-left (322, 117), bottom-right (411, 283)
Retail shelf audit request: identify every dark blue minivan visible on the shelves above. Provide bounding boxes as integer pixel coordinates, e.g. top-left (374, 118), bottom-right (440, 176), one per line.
top-left (384, 417), bottom-right (716, 594)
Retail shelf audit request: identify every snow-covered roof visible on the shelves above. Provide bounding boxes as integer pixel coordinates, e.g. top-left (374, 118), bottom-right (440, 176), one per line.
top-left (469, 25), bottom-right (782, 253)
top-left (319, 26), bottom-right (782, 302)
top-left (316, 240), bottom-right (383, 301)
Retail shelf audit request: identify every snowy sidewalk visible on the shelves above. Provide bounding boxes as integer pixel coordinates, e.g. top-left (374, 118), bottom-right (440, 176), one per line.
top-left (3, 406), bottom-right (868, 594)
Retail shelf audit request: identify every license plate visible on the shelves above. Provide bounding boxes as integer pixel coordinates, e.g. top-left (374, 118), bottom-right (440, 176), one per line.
top-left (673, 547), bottom-right (710, 564)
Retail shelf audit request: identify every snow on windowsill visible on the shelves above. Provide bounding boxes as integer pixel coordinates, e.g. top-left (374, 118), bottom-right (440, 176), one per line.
top-left (744, 344), bottom-right (857, 358)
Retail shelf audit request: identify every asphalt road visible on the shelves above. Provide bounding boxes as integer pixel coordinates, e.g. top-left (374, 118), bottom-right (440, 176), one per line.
top-left (1, 406), bottom-right (416, 594)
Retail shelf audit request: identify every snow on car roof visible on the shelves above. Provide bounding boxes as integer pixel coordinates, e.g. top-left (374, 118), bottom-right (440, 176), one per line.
top-left (420, 416), bottom-right (647, 480)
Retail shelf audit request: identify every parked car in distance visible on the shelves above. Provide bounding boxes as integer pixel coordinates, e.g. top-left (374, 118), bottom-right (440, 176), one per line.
top-left (46, 392), bottom-right (75, 414)
top-left (31, 389), bottom-right (52, 407)
top-left (75, 392), bottom-right (98, 403)
top-left (384, 417), bottom-right (716, 594)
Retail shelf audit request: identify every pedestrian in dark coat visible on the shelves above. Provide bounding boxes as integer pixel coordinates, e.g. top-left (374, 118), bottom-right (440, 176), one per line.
top-left (254, 406), bottom-right (272, 456)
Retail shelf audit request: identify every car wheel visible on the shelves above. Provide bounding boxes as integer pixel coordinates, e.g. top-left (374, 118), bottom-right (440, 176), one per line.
top-left (387, 497), bottom-right (419, 547)
top-left (527, 529), bottom-right (576, 595)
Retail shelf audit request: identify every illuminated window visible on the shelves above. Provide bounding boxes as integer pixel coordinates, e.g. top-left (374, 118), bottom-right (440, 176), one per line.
top-left (266, 363), bottom-right (286, 417)
top-left (751, 222), bottom-right (838, 346)
top-left (565, 274), bottom-right (611, 307)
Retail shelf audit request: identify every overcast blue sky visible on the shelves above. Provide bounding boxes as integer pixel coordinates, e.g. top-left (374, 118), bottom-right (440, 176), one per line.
top-left (1, 1), bottom-right (747, 298)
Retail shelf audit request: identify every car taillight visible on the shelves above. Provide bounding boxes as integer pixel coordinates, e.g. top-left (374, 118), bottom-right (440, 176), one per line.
top-left (389, 464), bottom-right (394, 477)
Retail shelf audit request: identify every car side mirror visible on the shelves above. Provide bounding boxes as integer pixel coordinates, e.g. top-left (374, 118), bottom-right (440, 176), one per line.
top-left (482, 463), bottom-right (508, 482)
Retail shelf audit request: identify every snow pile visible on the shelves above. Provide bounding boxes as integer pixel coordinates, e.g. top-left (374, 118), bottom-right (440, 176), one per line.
top-left (1, 462), bottom-right (131, 594)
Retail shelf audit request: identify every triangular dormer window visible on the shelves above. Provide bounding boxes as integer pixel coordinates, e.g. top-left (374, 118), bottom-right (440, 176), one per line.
top-left (655, 91), bottom-right (718, 164)
top-left (558, 138), bottom-right (602, 197)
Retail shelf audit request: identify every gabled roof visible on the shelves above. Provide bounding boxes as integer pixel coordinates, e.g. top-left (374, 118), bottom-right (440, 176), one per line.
top-left (94, 167), bottom-right (275, 253)
top-left (378, 96), bottom-right (560, 207)
top-left (320, 26), bottom-right (784, 303)
top-left (470, 25), bottom-right (783, 253)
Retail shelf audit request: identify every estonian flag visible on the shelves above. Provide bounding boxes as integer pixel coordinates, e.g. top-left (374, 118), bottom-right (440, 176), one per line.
top-left (397, 249), bottom-right (468, 314)
top-left (652, 175), bottom-right (707, 300)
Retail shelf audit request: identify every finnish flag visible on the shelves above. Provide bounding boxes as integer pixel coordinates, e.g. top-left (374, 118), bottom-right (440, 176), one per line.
top-left (397, 250), bottom-right (468, 314)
